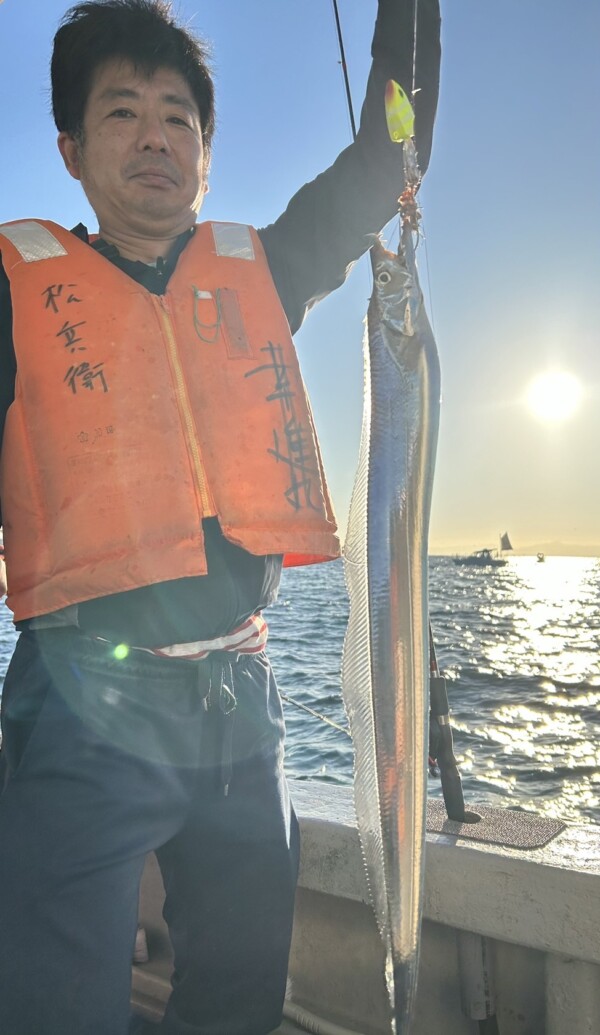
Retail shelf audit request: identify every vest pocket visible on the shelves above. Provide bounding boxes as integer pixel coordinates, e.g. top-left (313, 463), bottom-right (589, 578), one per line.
top-left (191, 287), bottom-right (252, 358)
top-left (220, 288), bottom-right (253, 359)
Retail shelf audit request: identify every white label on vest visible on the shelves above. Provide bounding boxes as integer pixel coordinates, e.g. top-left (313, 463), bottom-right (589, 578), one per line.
top-left (212, 223), bottom-right (255, 261)
top-left (0, 221), bottom-right (67, 262)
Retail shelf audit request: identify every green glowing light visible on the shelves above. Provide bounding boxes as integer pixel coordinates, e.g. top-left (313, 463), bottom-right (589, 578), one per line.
top-left (114, 644), bottom-right (129, 660)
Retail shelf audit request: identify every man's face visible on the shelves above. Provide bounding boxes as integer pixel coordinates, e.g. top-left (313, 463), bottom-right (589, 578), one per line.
top-left (58, 59), bottom-right (207, 239)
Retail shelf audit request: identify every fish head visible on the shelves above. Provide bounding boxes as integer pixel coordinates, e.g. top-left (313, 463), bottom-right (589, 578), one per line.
top-left (369, 235), bottom-right (420, 339)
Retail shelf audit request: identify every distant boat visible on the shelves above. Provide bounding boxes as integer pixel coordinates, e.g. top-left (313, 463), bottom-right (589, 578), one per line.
top-left (454, 531), bottom-right (513, 569)
top-left (453, 547), bottom-right (507, 568)
top-left (537, 552), bottom-right (545, 563)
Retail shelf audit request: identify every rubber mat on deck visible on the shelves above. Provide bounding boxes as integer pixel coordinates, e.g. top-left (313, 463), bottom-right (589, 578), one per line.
top-left (426, 799), bottom-right (565, 849)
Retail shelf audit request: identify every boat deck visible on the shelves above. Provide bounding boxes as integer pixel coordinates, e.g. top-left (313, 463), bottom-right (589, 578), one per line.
top-left (132, 781), bottom-right (600, 1034)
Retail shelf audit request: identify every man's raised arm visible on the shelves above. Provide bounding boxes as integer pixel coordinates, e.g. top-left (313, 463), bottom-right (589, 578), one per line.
top-left (259, 0), bottom-right (441, 334)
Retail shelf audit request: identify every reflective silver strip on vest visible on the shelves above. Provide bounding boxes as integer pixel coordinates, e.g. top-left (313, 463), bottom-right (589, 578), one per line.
top-left (211, 223), bottom-right (255, 261)
top-left (0, 221), bottom-right (67, 262)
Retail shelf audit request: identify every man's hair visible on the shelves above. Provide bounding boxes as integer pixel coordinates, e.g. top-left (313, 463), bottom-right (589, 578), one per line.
top-left (51, 0), bottom-right (215, 164)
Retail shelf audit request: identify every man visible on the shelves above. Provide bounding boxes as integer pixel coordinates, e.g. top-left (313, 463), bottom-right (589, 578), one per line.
top-left (0, 1), bottom-right (441, 1033)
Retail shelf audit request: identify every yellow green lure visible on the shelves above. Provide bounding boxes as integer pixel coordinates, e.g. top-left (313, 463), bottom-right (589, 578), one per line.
top-left (385, 79), bottom-right (415, 143)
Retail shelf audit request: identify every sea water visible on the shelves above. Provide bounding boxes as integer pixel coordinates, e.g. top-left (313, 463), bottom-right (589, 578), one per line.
top-left (268, 556), bottom-right (600, 826)
top-left (0, 555), bottom-right (598, 825)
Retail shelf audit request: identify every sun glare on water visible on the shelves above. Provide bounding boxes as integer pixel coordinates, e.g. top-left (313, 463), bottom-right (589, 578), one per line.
top-left (526, 370), bottom-right (583, 424)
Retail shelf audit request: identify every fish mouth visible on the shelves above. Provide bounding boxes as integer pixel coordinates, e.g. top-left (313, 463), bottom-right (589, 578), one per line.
top-left (369, 234), bottom-right (400, 265)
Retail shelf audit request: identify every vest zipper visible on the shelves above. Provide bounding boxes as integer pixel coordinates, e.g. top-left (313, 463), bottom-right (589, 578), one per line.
top-left (153, 295), bottom-right (216, 517)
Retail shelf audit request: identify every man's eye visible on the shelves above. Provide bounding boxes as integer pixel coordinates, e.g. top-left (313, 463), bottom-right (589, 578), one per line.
top-left (109, 109), bottom-right (134, 119)
top-left (168, 115), bottom-right (190, 127)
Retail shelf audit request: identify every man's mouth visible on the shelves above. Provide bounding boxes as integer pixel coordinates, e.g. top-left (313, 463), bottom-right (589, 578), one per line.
top-left (130, 169), bottom-right (178, 187)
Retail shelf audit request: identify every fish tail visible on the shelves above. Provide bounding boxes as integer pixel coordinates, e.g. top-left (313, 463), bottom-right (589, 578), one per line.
top-left (392, 960), bottom-right (418, 1034)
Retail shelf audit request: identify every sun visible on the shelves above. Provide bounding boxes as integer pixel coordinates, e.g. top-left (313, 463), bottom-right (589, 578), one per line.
top-left (525, 370), bottom-right (583, 424)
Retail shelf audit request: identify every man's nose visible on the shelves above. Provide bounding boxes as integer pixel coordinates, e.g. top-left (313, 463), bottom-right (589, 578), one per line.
top-left (136, 115), bottom-right (170, 153)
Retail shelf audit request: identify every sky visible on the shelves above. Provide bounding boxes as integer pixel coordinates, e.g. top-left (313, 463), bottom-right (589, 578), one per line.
top-left (1, 0), bottom-right (599, 555)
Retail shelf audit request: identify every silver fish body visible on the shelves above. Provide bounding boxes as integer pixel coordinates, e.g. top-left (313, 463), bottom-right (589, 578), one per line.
top-left (342, 228), bottom-right (441, 1033)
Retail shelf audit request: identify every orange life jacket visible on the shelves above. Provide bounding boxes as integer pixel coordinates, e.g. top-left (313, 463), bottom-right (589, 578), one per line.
top-left (0, 219), bottom-right (340, 621)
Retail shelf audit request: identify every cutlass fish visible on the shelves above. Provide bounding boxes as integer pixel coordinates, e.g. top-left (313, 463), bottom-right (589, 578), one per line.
top-left (341, 225), bottom-right (441, 1033)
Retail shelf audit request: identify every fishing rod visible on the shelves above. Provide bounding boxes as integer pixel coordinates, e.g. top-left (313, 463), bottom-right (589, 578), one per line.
top-left (331, 0), bottom-right (357, 140)
top-left (429, 639), bottom-right (501, 1033)
top-left (428, 628), bottom-right (468, 822)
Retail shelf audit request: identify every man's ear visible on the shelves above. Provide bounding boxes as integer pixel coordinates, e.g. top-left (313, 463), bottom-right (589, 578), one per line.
top-left (57, 132), bottom-right (82, 181)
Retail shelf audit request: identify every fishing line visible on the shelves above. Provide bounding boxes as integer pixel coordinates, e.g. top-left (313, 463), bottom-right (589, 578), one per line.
top-left (280, 691), bottom-right (350, 738)
top-left (407, 0), bottom-right (439, 338)
top-left (411, 0), bottom-right (419, 102)
top-left (409, 0), bottom-right (440, 341)
top-left (420, 216), bottom-right (437, 334)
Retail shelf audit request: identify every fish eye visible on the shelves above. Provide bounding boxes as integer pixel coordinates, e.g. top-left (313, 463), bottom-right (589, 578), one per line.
top-left (376, 269), bottom-right (392, 286)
